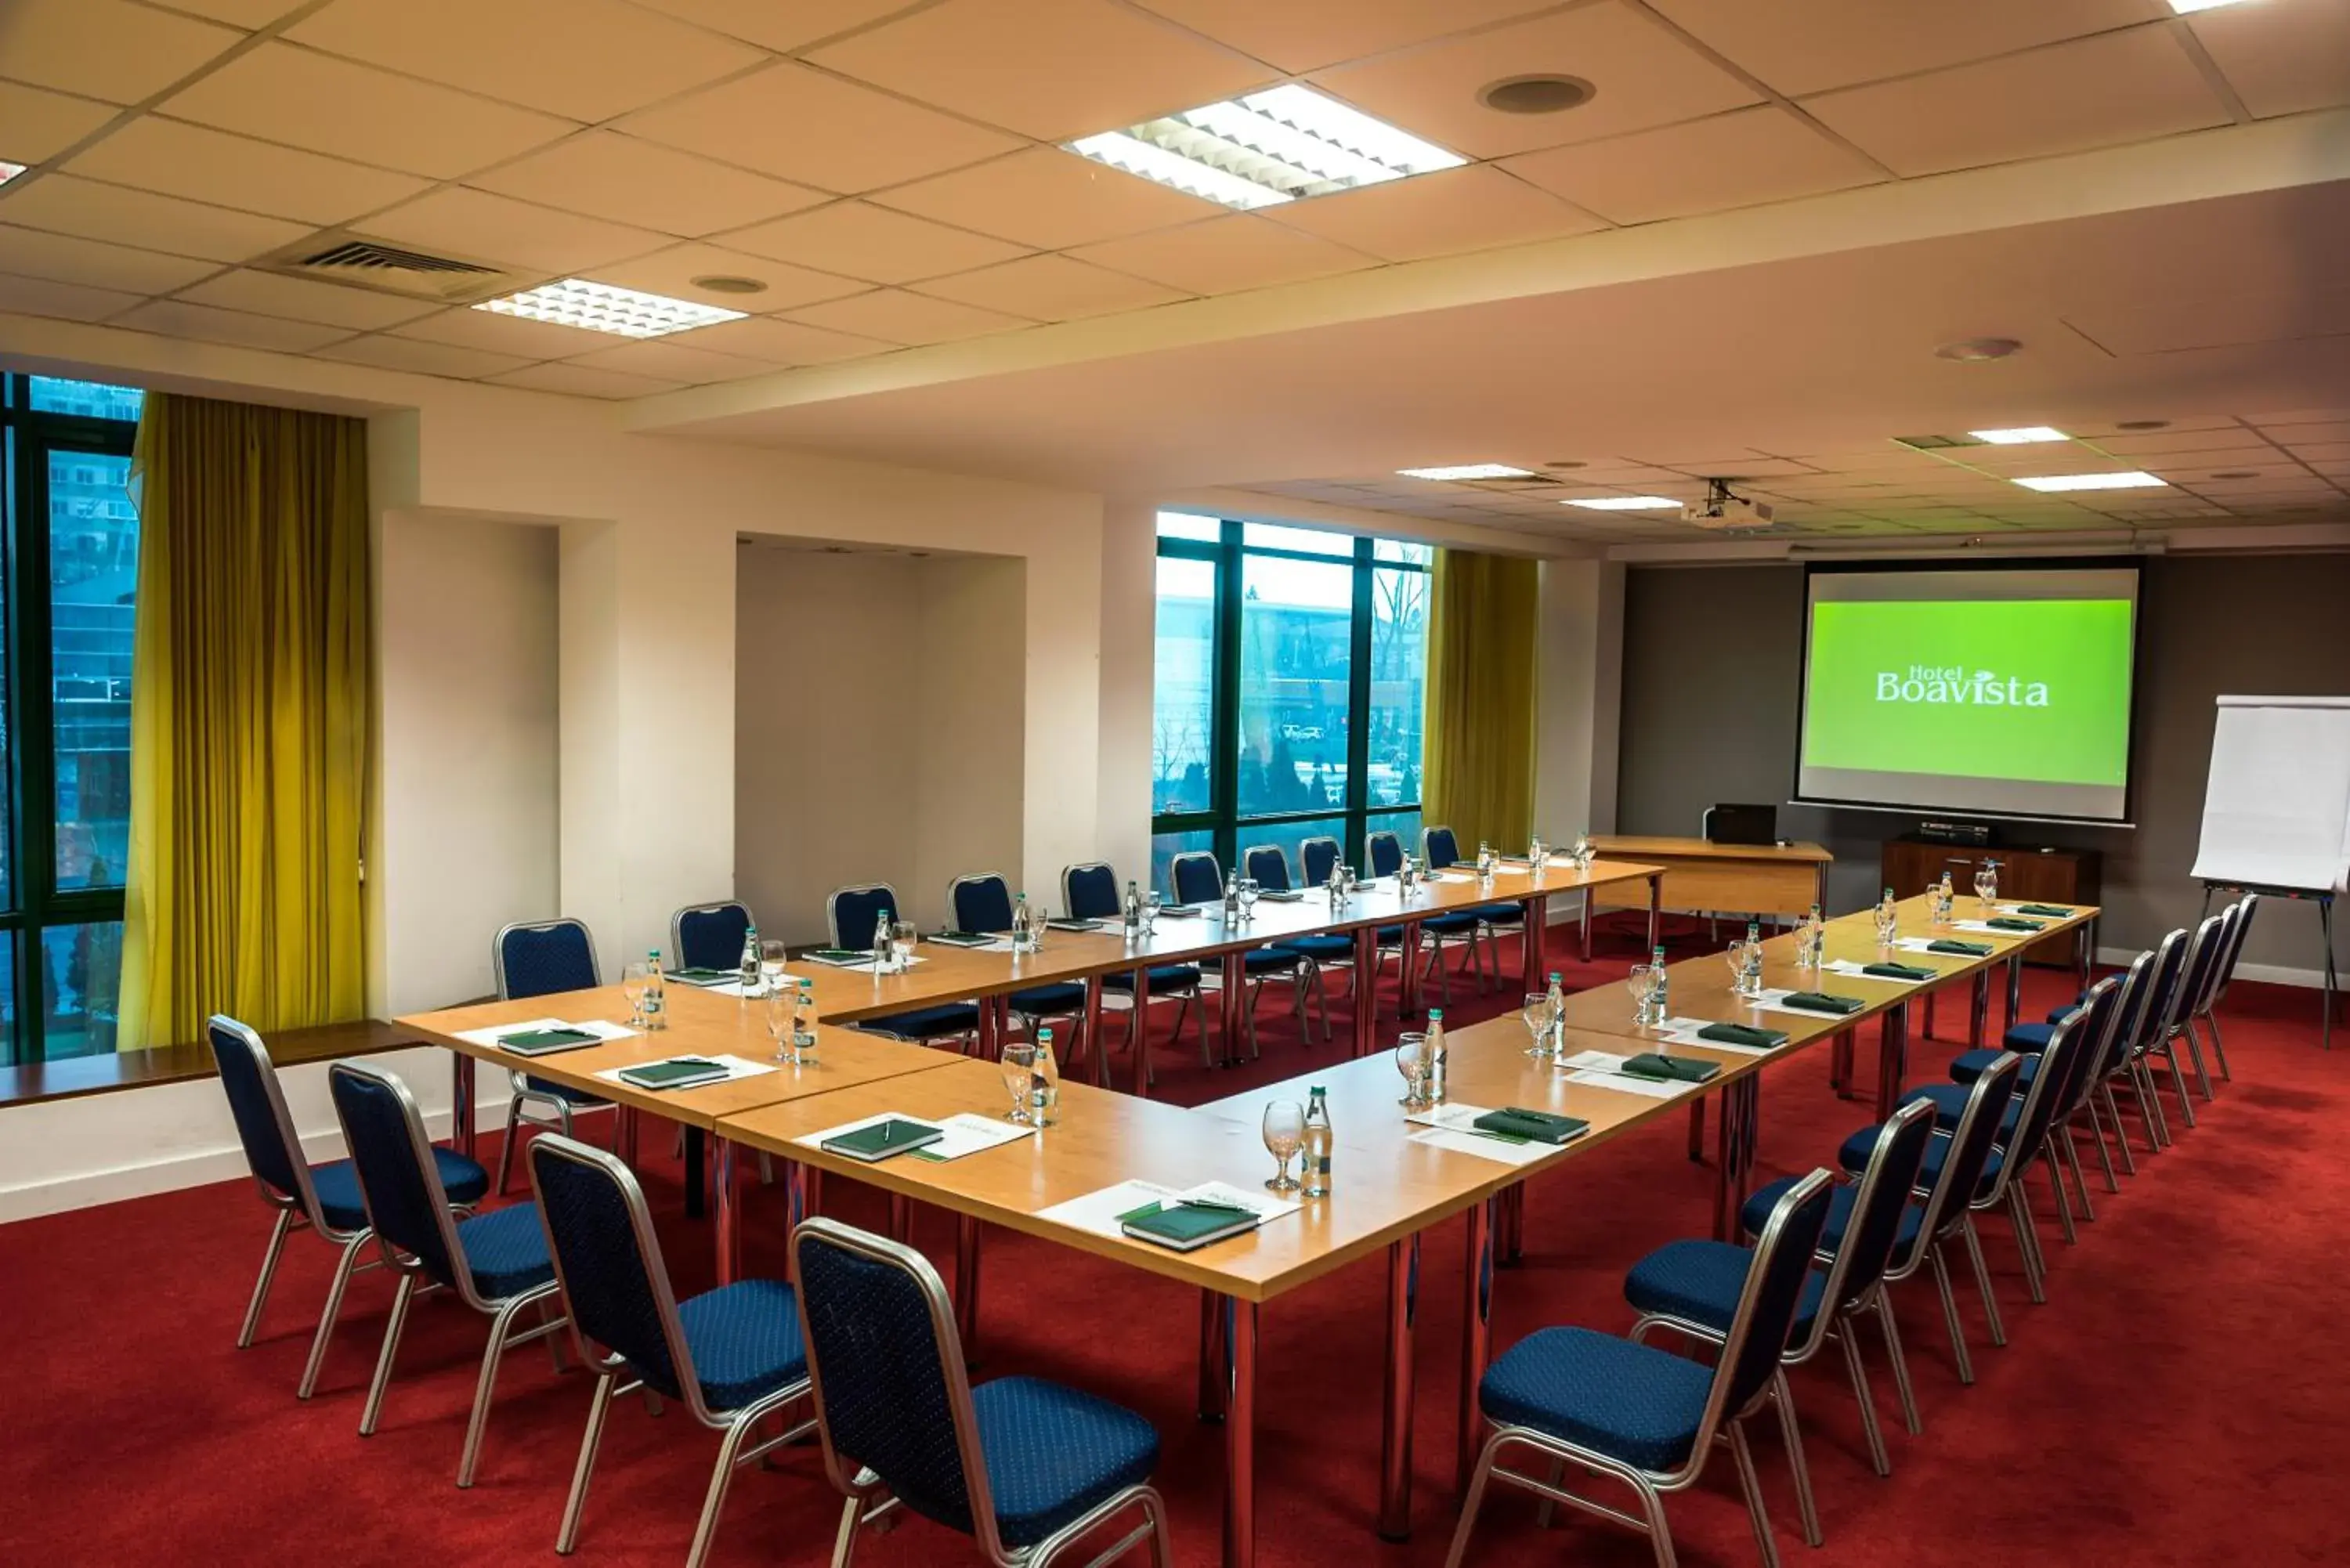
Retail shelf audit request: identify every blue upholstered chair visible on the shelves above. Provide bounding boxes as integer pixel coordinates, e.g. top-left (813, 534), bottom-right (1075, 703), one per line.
top-left (2161, 912), bottom-right (2229, 1108)
top-left (1249, 843), bottom-right (1347, 1044)
top-left (825, 883), bottom-right (982, 1050)
top-left (492, 918), bottom-right (615, 1195)
top-left (1299, 835), bottom-right (1343, 888)
top-left (1061, 860), bottom-right (1206, 1075)
top-left (529, 1134), bottom-right (812, 1568)
top-left (327, 1060), bottom-right (566, 1485)
top-left (1448, 1170), bottom-right (1836, 1568)
top-left (672, 901), bottom-right (754, 974)
top-left (1172, 849), bottom-right (1306, 1063)
top-left (1776, 1052), bottom-right (2021, 1389)
top-left (1359, 830), bottom-right (1466, 1010)
top-left (949, 872), bottom-right (1086, 1050)
top-left (1423, 824), bottom-right (1523, 992)
top-left (213, 1015), bottom-right (489, 1399)
top-left (792, 1218), bottom-right (1174, 1568)
top-left (1365, 830), bottom-right (1405, 879)
top-left (2194, 894), bottom-right (2255, 1082)
top-left (1627, 1097), bottom-right (1937, 1524)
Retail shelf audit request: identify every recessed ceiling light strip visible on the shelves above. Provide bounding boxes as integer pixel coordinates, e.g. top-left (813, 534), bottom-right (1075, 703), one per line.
top-left (473, 277), bottom-right (746, 339)
top-left (2012, 471), bottom-right (2167, 493)
top-left (1563, 495), bottom-right (1681, 511)
top-left (1068, 85), bottom-right (1462, 212)
top-left (1398, 464), bottom-right (1533, 481)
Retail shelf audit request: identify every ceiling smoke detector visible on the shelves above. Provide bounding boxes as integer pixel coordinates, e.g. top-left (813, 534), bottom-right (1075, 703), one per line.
top-left (1933, 337), bottom-right (2023, 362)
top-left (1544, 459), bottom-right (1588, 469)
top-left (1478, 75), bottom-right (1596, 114)
top-left (689, 274), bottom-right (768, 295)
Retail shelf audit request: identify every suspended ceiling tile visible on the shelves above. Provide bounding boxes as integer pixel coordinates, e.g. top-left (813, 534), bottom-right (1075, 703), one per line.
top-left (1647, 0), bottom-right (2157, 98)
top-left (807, 0), bottom-right (1271, 143)
top-left (662, 314), bottom-right (890, 365)
top-left (286, 0), bottom-right (768, 124)
top-left (115, 298), bottom-right (354, 352)
top-left (1069, 215), bottom-right (1379, 294)
top-left (0, 0), bottom-right (242, 105)
top-left (1501, 105), bottom-right (1884, 226)
top-left (0, 270), bottom-right (144, 322)
top-left (0, 82), bottom-right (121, 164)
top-left (1311, 2), bottom-right (1761, 161)
top-left (1801, 26), bottom-right (2229, 178)
top-left (315, 334), bottom-right (537, 379)
top-left (2189, 2), bottom-right (2350, 119)
top-left (486, 361), bottom-right (690, 399)
top-left (2256, 419), bottom-right (2350, 444)
top-left (2064, 285), bottom-right (2350, 356)
top-left (1131, 0), bottom-right (1561, 74)
top-left (156, 0), bottom-right (309, 23)
top-left (581, 242), bottom-right (867, 311)
top-left (916, 252), bottom-right (1190, 320)
top-left (718, 201), bottom-right (1030, 284)
top-left (563, 338), bottom-right (781, 381)
top-left (625, 0), bottom-right (920, 52)
top-left (363, 188), bottom-right (669, 275)
top-left (469, 134), bottom-right (830, 239)
top-left (176, 269), bottom-right (444, 329)
top-left (389, 307), bottom-right (620, 359)
top-left (66, 117), bottom-right (432, 226)
top-left (619, 62), bottom-right (1024, 195)
top-left (782, 288), bottom-right (1033, 345)
top-left (873, 147), bottom-right (1225, 251)
top-left (2092, 425), bottom-right (2276, 453)
top-left (0, 174), bottom-right (309, 262)
top-left (161, 44), bottom-right (577, 179)
top-left (2247, 408), bottom-right (2350, 427)
top-left (2280, 441), bottom-right (2350, 463)
top-left (1265, 164), bottom-right (1605, 262)
top-left (0, 223), bottom-right (218, 294)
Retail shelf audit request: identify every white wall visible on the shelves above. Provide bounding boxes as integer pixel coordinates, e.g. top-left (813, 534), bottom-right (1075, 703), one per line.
top-left (1096, 499), bottom-right (1159, 889)
top-left (1533, 558), bottom-right (1629, 919)
top-left (912, 554), bottom-right (1027, 920)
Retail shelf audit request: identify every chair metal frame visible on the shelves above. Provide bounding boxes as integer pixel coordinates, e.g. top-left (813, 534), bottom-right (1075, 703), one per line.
top-left (671, 900), bottom-right (755, 974)
top-left (491, 917), bottom-right (616, 1194)
top-left (1170, 848), bottom-right (1312, 1064)
top-left (824, 882), bottom-right (980, 1051)
top-left (2113, 929), bottom-right (2192, 1151)
top-left (1958, 1003), bottom-right (2102, 1313)
top-left (1444, 1169), bottom-right (1835, 1568)
top-left (791, 1218), bottom-right (1176, 1568)
top-left (1424, 824), bottom-right (1520, 993)
top-left (2033, 974), bottom-right (2126, 1225)
top-left (1246, 842), bottom-right (1347, 1045)
top-left (1344, 832), bottom-right (1469, 1014)
top-left (527, 1134), bottom-right (815, 1568)
top-left (327, 1060), bottom-right (569, 1487)
top-left (215, 1015), bottom-right (399, 1400)
top-left (949, 870), bottom-right (1088, 1060)
top-left (1060, 861), bottom-right (1206, 1076)
top-left (2162, 912), bottom-right (2229, 1107)
top-left (1893, 1052), bottom-right (2024, 1388)
top-left (2191, 896), bottom-right (2254, 1082)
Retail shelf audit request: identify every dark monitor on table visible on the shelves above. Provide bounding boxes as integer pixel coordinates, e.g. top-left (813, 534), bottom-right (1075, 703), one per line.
top-left (1704, 803), bottom-right (1778, 846)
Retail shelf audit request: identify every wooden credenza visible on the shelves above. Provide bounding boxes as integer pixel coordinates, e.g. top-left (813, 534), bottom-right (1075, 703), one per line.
top-left (1882, 835), bottom-right (2102, 926)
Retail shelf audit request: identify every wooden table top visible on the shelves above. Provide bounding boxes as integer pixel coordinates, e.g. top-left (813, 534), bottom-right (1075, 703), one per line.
top-left (715, 1057), bottom-right (1484, 1304)
top-left (1588, 834), bottom-right (1833, 865)
top-left (395, 983), bottom-right (960, 1129)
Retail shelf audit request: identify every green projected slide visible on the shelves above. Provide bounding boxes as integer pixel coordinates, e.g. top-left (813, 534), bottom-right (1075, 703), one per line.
top-left (1802, 597), bottom-right (2135, 786)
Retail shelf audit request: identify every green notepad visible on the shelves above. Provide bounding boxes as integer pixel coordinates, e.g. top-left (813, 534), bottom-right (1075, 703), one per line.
top-left (1157, 905), bottom-right (1202, 917)
top-left (819, 1118), bottom-right (945, 1162)
top-left (2017, 904), bottom-right (2074, 918)
top-left (495, 1026), bottom-right (601, 1056)
top-left (1863, 962), bottom-right (1936, 981)
top-left (1784, 991), bottom-right (1866, 1016)
top-left (1045, 918), bottom-right (1102, 932)
top-left (1624, 1053), bottom-right (1722, 1083)
top-left (615, 1057), bottom-right (732, 1091)
top-left (1696, 1022), bottom-right (1785, 1050)
top-left (1986, 917), bottom-right (2046, 933)
top-left (807, 948), bottom-right (873, 965)
top-left (1119, 1201), bottom-right (1261, 1252)
top-left (927, 930), bottom-right (996, 948)
top-left (1929, 939), bottom-right (1994, 956)
top-left (1473, 1108), bottom-right (1589, 1145)
top-left (666, 966), bottom-right (734, 985)
top-left (1257, 890), bottom-right (1305, 903)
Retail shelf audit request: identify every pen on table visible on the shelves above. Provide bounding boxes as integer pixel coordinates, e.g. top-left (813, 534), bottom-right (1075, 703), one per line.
top-left (880, 1122), bottom-right (895, 1147)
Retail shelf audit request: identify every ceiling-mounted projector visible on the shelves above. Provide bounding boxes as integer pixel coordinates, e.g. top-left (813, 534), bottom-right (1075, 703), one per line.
top-left (1684, 477), bottom-right (1775, 530)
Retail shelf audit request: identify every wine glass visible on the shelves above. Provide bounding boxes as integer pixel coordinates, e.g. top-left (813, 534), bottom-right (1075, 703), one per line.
top-left (765, 985), bottom-right (796, 1062)
top-left (1394, 1031), bottom-right (1431, 1107)
top-left (1521, 992), bottom-right (1553, 1057)
top-left (1001, 1042), bottom-right (1037, 1124)
top-left (759, 938), bottom-right (788, 996)
top-left (1528, 836), bottom-right (1547, 873)
top-left (1875, 902), bottom-right (1900, 948)
top-left (1974, 865), bottom-right (1998, 916)
top-left (1238, 876), bottom-right (1260, 922)
top-left (1141, 891), bottom-right (1162, 937)
top-left (1262, 1100), bottom-right (1305, 1192)
top-left (890, 920), bottom-right (918, 973)
top-left (620, 960), bottom-right (649, 1028)
top-left (1625, 963), bottom-right (1654, 1023)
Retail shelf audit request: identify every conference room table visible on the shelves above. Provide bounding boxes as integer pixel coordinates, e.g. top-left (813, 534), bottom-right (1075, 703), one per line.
top-left (1583, 833), bottom-right (1835, 941)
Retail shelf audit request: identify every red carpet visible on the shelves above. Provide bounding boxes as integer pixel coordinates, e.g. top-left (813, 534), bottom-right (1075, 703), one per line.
top-left (5, 919), bottom-right (2346, 1568)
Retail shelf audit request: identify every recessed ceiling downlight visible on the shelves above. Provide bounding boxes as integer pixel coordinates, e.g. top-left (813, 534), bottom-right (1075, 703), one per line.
top-left (689, 274), bottom-right (768, 295)
top-left (2116, 419), bottom-right (2171, 431)
top-left (1935, 337), bottom-right (2023, 362)
top-left (1478, 75), bottom-right (1596, 114)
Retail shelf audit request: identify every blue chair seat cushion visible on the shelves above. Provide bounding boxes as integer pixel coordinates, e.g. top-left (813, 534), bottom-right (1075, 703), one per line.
top-left (1274, 934), bottom-right (1354, 962)
top-left (1009, 982), bottom-right (1086, 1017)
top-left (1950, 1048), bottom-right (2041, 1086)
top-left (1741, 1178), bottom-right (1923, 1266)
top-left (522, 1075), bottom-right (611, 1106)
top-left (1470, 902), bottom-right (1524, 925)
top-left (1904, 1082), bottom-right (2023, 1137)
top-left (1101, 965), bottom-right (1200, 994)
top-left (1624, 1239), bottom-right (1823, 1342)
top-left (1240, 948), bottom-right (1300, 975)
top-left (2002, 1022), bottom-right (2057, 1053)
top-left (866, 1003), bottom-right (982, 1041)
top-left (310, 1147), bottom-right (490, 1233)
top-left (971, 1376), bottom-right (1159, 1547)
top-left (456, 1201), bottom-right (556, 1299)
top-left (675, 1279), bottom-right (807, 1411)
top-left (1423, 912), bottom-right (1483, 936)
top-left (1375, 925), bottom-right (1407, 945)
top-left (1836, 1125), bottom-right (2002, 1199)
top-left (1479, 1326), bottom-right (1712, 1472)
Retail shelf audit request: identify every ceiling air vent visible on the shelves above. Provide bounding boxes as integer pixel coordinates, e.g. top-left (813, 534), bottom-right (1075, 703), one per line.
top-left (1466, 473), bottom-right (1566, 490)
top-left (257, 232), bottom-right (534, 305)
top-left (1893, 433), bottom-right (1987, 452)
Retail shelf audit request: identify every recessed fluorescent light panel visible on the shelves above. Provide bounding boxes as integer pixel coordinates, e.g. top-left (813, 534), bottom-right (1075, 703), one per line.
top-left (2012, 471), bottom-right (2167, 493)
top-left (1067, 85), bottom-right (1465, 211)
top-left (2167, 0), bottom-right (2249, 13)
top-left (1968, 425), bottom-right (2069, 444)
top-left (1563, 495), bottom-right (1681, 510)
top-left (472, 277), bottom-right (746, 338)
top-left (0, 161), bottom-right (26, 187)
top-left (1398, 464), bottom-right (1533, 481)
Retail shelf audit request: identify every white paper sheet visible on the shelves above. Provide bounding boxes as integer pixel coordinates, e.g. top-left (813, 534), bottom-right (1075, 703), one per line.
top-left (1647, 1017), bottom-right (1780, 1053)
top-left (1822, 959), bottom-right (1929, 986)
top-left (2192, 696), bottom-right (2350, 894)
top-left (795, 1110), bottom-right (1035, 1162)
top-left (591, 1053), bottom-right (776, 1087)
top-left (1036, 1179), bottom-right (1300, 1239)
top-left (1744, 987), bottom-right (1871, 1021)
top-left (1892, 936), bottom-right (1995, 956)
top-left (1564, 1068), bottom-right (1694, 1100)
top-left (802, 952), bottom-right (930, 970)
top-left (456, 1017), bottom-right (637, 1050)
top-left (1950, 919), bottom-right (2035, 937)
top-left (1409, 1125), bottom-right (1558, 1165)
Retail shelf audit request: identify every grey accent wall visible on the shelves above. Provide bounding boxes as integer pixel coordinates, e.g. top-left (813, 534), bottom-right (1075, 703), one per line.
top-left (1614, 555), bottom-right (2350, 976)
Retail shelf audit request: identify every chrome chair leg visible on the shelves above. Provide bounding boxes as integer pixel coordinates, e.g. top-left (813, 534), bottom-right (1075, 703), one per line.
top-left (1770, 1370), bottom-right (1823, 1547)
top-left (2177, 1023), bottom-right (2216, 1102)
top-left (2046, 1157), bottom-right (2081, 1243)
top-left (1960, 1216), bottom-right (2007, 1346)
top-left (459, 1292), bottom-right (537, 1486)
top-left (238, 1209), bottom-right (295, 1349)
top-left (1836, 1320), bottom-right (1892, 1476)
top-left (2202, 1013), bottom-right (2234, 1081)
top-left (297, 1231), bottom-right (371, 1399)
top-left (1726, 1418), bottom-right (1784, 1568)
top-left (360, 1272), bottom-right (418, 1436)
top-left (1875, 1292), bottom-right (1922, 1433)
top-left (2058, 1126), bottom-right (2097, 1223)
top-left (495, 1093), bottom-right (527, 1194)
top-left (2128, 1061), bottom-right (2169, 1151)
top-left (1927, 1242), bottom-right (1975, 1386)
top-left (830, 1493), bottom-right (863, 1568)
top-left (685, 1410), bottom-right (761, 1568)
top-left (2097, 1082), bottom-right (2138, 1177)
top-left (2005, 1187), bottom-right (2048, 1304)
top-left (557, 1370), bottom-right (619, 1552)
top-left (2162, 1041), bottom-right (2201, 1125)
top-left (1438, 1432), bottom-right (1500, 1568)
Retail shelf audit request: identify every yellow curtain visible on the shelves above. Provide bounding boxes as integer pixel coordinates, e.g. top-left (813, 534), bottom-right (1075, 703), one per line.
top-left (118, 393), bottom-right (372, 1050)
top-left (1421, 548), bottom-right (1538, 853)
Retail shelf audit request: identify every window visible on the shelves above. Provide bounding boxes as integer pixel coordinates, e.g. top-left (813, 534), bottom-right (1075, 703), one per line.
top-left (1149, 511), bottom-right (1430, 891)
top-left (2, 374), bottom-right (143, 1061)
